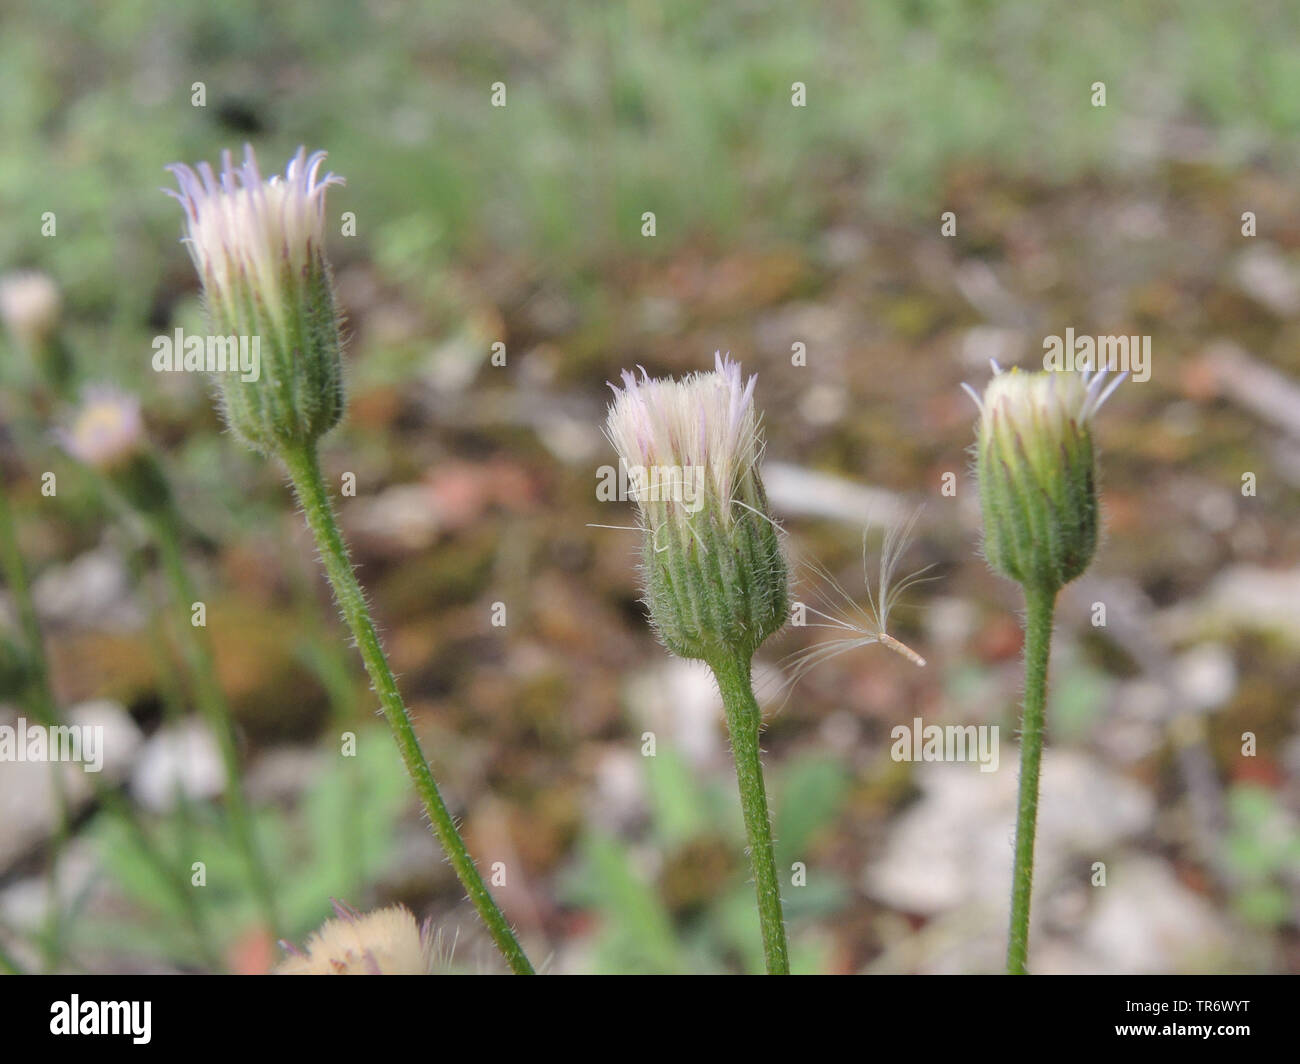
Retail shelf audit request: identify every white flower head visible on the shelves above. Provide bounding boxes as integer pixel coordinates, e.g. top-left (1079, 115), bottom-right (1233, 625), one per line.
top-left (56, 387), bottom-right (146, 471)
top-left (605, 352), bottom-right (761, 534)
top-left (604, 354), bottom-right (787, 663)
top-left (0, 270), bottom-right (61, 352)
top-left (163, 145), bottom-right (347, 453)
top-left (963, 360), bottom-right (1122, 591)
top-left (164, 145), bottom-right (343, 328)
top-left (963, 359), bottom-right (1126, 433)
top-left (276, 901), bottom-right (435, 976)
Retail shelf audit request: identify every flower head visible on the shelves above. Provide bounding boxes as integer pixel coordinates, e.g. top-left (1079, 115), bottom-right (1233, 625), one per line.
top-left (276, 901), bottom-right (435, 976)
top-left (965, 362), bottom-right (1124, 591)
top-left (165, 147), bottom-right (341, 328)
top-left (605, 354), bottom-right (787, 663)
top-left (606, 352), bottom-right (761, 534)
top-left (164, 145), bottom-right (346, 454)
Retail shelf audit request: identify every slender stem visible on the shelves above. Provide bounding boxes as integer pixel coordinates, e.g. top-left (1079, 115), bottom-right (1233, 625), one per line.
top-left (280, 441), bottom-right (535, 975)
top-left (709, 652), bottom-right (789, 975)
top-left (0, 930), bottom-right (22, 974)
top-left (1006, 583), bottom-right (1057, 975)
top-left (81, 480), bottom-right (221, 966)
top-left (0, 483), bottom-right (69, 970)
top-left (0, 482), bottom-right (221, 969)
top-left (285, 538), bottom-right (367, 899)
top-left (123, 537), bottom-right (200, 898)
top-left (152, 508), bottom-right (280, 937)
top-left (1, 355), bottom-right (220, 966)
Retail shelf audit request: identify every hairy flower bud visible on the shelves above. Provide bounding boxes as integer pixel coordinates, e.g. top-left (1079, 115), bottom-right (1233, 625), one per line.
top-left (605, 354), bottom-right (788, 664)
top-left (164, 146), bottom-right (345, 454)
top-left (276, 901), bottom-right (434, 975)
top-left (967, 364), bottom-right (1123, 593)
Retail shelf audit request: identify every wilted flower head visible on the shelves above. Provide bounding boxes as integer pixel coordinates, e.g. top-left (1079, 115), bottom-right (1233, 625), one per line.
top-left (0, 270), bottom-right (61, 353)
top-left (164, 145), bottom-right (346, 454)
top-left (966, 362), bottom-right (1124, 592)
top-left (57, 387), bottom-right (146, 471)
top-left (276, 901), bottom-right (434, 976)
top-left (605, 354), bottom-right (787, 663)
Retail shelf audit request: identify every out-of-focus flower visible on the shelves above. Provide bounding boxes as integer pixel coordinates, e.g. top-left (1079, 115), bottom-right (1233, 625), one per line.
top-left (0, 270), bottom-right (61, 353)
top-left (276, 901), bottom-right (434, 976)
top-left (0, 270), bottom-right (73, 393)
top-left (605, 353), bottom-right (788, 664)
top-left (965, 362), bottom-right (1124, 592)
top-left (164, 145), bottom-right (346, 454)
top-left (56, 388), bottom-right (146, 471)
top-left (57, 387), bottom-right (171, 515)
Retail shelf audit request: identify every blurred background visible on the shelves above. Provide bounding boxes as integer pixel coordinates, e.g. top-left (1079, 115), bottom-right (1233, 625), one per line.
top-left (0, 0), bottom-right (1297, 974)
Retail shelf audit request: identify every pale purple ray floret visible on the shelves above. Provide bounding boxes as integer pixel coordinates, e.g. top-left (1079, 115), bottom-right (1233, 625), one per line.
top-left (162, 145), bottom-right (344, 312)
top-left (603, 352), bottom-right (762, 531)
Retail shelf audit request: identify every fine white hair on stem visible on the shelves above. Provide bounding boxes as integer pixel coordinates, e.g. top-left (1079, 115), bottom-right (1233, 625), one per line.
top-left (770, 511), bottom-right (934, 707)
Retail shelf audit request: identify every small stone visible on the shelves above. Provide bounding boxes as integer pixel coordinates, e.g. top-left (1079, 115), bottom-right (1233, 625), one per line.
top-left (130, 720), bottom-right (224, 813)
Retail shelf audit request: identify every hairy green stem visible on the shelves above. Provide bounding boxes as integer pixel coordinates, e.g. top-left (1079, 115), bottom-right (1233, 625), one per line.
top-left (709, 653), bottom-right (789, 975)
top-left (1006, 583), bottom-right (1056, 975)
top-left (281, 442), bottom-right (534, 975)
top-left (153, 508), bottom-right (280, 938)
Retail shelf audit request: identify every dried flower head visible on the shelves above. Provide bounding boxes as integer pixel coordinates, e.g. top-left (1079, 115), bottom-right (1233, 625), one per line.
top-left (276, 901), bottom-right (435, 976)
top-left (0, 270), bottom-right (61, 353)
top-left (965, 361), bottom-right (1124, 592)
top-left (605, 354), bottom-right (787, 664)
top-left (164, 145), bottom-right (346, 454)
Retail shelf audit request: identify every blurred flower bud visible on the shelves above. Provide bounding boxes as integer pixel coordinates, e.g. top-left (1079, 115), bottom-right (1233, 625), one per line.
top-left (164, 146), bottom-right (346, 455)
top-left (57, 387), bottom-right (171, 515)
top-left (0, 270), bottom-right (72, 393)
top-left (0, 271), bottom-right (60, 351)
top-left (605, 353), bottom-right (788, 664)
top-left (276, 901), bottom-right (434, 975)
top-left (58, 387), bottom-right (144, 470)
top-left (968, 365), bottom-right (1123, 593)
